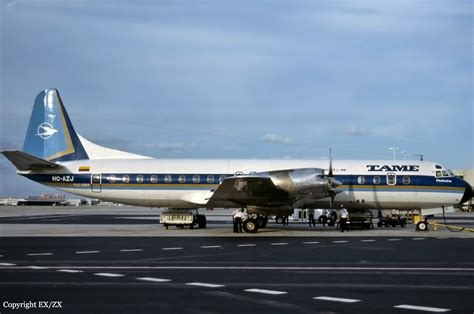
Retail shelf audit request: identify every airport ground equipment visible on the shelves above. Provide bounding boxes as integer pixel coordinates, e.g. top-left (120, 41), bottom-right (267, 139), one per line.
top-left (160, 209), bottom-right (206, 230)
top-left (411, 206), bottom-right (455, 231)
top-left (429, 221), bottom-right (474, 233)
top-left (377, 210), bottom-right (407, 228)
top-left (347, 210), bottom-right (374, 229)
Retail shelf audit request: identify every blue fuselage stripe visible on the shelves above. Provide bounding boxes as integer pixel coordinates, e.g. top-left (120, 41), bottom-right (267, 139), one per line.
top-left (22, 173), bottom-right (466, 194)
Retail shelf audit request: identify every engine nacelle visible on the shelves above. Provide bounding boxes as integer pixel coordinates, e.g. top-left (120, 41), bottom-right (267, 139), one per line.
top-left (265, 168), bottom-right (327, 193)
top-left (259, 168), bottom-right (341, 208)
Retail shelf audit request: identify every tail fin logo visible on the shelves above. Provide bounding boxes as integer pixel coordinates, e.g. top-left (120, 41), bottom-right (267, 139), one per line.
top-left (36, 122), bottom-right (58, 140)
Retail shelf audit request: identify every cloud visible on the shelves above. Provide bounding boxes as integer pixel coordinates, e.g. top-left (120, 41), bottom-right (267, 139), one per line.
top-left (135, 142), bottom-right (197, 152)
top-left (261, 133), bottom-right (293, 145)
top-left (345, 125), bottom-right (370, 136)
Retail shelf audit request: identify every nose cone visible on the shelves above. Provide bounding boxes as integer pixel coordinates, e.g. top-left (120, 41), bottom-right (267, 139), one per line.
top-left (460, 182), bottom-right (473, 205)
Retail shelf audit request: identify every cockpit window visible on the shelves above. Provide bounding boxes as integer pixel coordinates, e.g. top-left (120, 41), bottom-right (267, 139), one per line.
top-left (435, 165), bottom-right (443, 169)
top-left (435, 169), bottom-right (453, 178)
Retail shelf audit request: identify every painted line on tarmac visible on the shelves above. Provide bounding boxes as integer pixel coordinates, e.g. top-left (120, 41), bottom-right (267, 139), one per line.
top-left (119, 249), bottom-right (143, 252)
top-left (314, 296), bottom-right (360, 303)
top-left (394, 304), bottom-right (450, 312)
top-left (333, 240), bottom-right (348, 243)
top-left (3, 266), bottom-right (474, 272)
top-left (94, 273), bottom-right (124, 278)
top-left (75, 251), bottom-right (100, 254)
top-left (388, 238), bottom-right (401, 241)
top-left (303, 241), bottom-right (319, 244)
top-left (361, 239), bottom-right (375, 242)
top-left (237, 244), bottom-right (256, 247)
top-left (200, 246), bottom-right (222, 249)
top-left (271, 243), bottom-right (288, 246)
top-left (27, 253), bottom-right (53, 256)
top-left (245, 289), bottom-right (287, 295)
top-left (57, 269), bottom-right (83, 273)
top-left (27, 266), bottom-right (49, 270)
top-left (413, 238), bottom-right (426, 241)
top-left (162, 247), bottom-right (183, 251)
top-left (136, 277), bottom-right (171, 283)
top-left (186, 282), bottom-right (225, 288)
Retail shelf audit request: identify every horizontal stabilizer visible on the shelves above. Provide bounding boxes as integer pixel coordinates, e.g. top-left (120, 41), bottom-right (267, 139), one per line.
top-left (1, 150), bottom-right (62, 171)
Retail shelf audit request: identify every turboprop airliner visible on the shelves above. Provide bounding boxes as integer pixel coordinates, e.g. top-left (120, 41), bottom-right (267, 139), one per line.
top-left (2, 89), bottom-right (472, 232)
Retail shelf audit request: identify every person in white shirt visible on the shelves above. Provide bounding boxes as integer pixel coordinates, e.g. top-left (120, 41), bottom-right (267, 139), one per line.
top-left (232, 208), bottom-right (245, 233)
top-left (338, 204), bottom-right (349, 232)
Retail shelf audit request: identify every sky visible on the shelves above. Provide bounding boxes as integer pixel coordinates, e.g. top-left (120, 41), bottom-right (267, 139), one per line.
top-left (0, 0), bottom-right (472, 197)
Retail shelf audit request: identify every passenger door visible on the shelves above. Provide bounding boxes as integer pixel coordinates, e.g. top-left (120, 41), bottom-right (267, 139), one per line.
top-left (91, 173), bottom-right (102, 193)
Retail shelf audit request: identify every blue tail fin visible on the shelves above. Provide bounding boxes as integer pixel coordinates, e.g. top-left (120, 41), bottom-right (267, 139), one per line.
top-left (23, 89), bottom-right (88, 161)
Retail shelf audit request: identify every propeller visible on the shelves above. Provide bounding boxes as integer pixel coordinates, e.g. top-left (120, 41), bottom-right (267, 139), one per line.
top-left (327, 148), bottom-right (342, 212)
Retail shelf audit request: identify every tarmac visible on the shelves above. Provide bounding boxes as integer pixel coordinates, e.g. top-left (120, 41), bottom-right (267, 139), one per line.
top-left (0, 205), bottom-right (473, 237)
top-left (0, 206), bottom-right (473, 313)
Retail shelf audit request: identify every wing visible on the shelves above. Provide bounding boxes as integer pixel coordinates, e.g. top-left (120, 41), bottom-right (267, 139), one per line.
top-left (207, 175), bottom-right (290, 208)
top-left (207, 168), bottom-right (343, 209)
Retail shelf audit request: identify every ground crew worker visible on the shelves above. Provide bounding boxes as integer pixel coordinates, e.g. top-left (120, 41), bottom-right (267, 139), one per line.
top-left (232, 209), bottom-right (240, 233)
top-left (338, 204), bottom-right (348, 232)
top-left (233, 208), bottom-right (245, 233)
top-left (308, 208), bottom-right (316, 227)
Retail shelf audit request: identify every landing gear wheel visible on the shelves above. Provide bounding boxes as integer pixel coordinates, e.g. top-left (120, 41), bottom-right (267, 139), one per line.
top-left (275, 216), bottom-right (283, 224)
top-left (243, 219), bottom-right (259, 233)
top-left (416, 221), bottom-right (428, 231)
top-left (377, 221), bottom-right (383, 227)
top-left (164, 224), bottom-right (169, 230)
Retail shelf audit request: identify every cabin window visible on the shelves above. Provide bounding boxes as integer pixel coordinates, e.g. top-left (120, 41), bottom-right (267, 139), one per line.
top-left (108, 175), bottom-right (116, 183)
top-left (122, 175), bottom-right (130, 183)
top-left (207, 175), bottom-right (215, 184)
top-left (178, 175), bottom-right (186, 183)
top-left (402, 176), bottom-right (410, 185)
top-left (373, 176), bottom-right (381, 184)
top-left (442, 171), bottom-right (449, 177)
top-left (193, 175), bottom-right (200, 183)
top-left (436, 171), bottom-right (442, 178)
top-left (150, 175), bottom-right (158, 183)
top-left (219, 175), bottom-right (227, 182)
top-left (387, 173), bottom-right (396, 185)
top-left (136, 175), bottom-right (144, 183)
top-left (164, 175), bottom-right (172, 183)
top-left (92, 174), bottom-right (101, 184)
top-left (357, 176), bottom-right (365, 184)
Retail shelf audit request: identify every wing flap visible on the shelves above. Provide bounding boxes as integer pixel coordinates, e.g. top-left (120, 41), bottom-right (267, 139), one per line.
top-left (1, 150), bottom-right (62, 171)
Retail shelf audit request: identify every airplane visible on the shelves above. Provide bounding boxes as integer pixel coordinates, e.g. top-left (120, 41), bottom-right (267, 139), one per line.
top-left (2, 89), bottom-right (472, 232)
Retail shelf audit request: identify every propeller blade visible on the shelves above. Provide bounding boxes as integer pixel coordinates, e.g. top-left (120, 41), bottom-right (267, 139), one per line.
top-left (328, 148), bottom-right (333, 178)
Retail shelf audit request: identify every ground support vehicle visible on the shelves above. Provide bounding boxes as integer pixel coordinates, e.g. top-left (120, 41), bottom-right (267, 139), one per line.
top-left (160, 209), bottom-right (206, 229)
top-left (377, 213), bottom-right (407, 228)
top-left (345, 210), bottom-right (374, 229)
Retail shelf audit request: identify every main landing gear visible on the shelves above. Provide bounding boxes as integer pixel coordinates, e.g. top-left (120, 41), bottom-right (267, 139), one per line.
top-left (243, 215), bottom-right (268, 233)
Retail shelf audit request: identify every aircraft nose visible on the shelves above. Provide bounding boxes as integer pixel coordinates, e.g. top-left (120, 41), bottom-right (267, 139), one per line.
top-left (460, 181), bottom-right (473, 205)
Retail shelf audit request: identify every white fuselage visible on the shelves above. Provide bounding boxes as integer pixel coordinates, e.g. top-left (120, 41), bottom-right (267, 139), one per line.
top-left (21, 159), bottom-right (467, 211)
